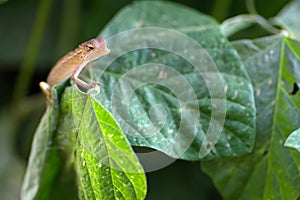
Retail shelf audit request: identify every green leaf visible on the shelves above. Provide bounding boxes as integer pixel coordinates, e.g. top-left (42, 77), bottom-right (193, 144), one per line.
top-left (87, 1), bottom-right (256, 160)
top-left (275, 0), bottom-right (300, 41)
top-left (202, 35), bottom-right (300, 199)
top-left (59, 86), bottom-right (147, 200)
top-left (285, 127), bottom-right (300, 152)
top-left (21, 88), bottom-right (60, 200)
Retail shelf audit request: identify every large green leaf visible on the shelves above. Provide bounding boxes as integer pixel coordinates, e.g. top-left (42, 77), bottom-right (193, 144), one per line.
top-left (202, 35), bottom-right (300, 199)
top-left (58, 86), bottom-right (147, 200)
top-left (21, 83), bottom-right (77, 200)
top-left (21, 88), bottom-right (60, 200)
top-left (85, 1), bottom-right (256, 160)
top-left (275, 0), bottom-right (300, 41)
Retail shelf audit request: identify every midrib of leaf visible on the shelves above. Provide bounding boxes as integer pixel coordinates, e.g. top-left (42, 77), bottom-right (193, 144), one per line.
top-left (269, 38), bottom-right (285, 149)
top-left (77, 97), bottom-right (99, 200)
top-left (96, 120), bottom-right (139, 199)
top-left (93, 100), bottom-right (122, 200)
top-left (88, 97), bottom-right (124, 200)
top-left (260, 39), bottom-right (285, 199)
top-left (269, 38), bottom-right (300, 198)
top-left (264, 38), bottom-right (300, 198)
top-left (72, 92), bottom-right (146, 200)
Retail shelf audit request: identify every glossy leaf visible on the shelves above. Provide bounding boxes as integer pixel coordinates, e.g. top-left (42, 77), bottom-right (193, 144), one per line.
top-left (202, 35), bottom-right (300, 199)
top-left (87, 1), bottom-right (256, 160)
top-left (58, 86), bottom-right (147, 200)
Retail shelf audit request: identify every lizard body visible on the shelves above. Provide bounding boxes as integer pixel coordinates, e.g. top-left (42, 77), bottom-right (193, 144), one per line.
top-left (39, 36), bottom-right (110, 101)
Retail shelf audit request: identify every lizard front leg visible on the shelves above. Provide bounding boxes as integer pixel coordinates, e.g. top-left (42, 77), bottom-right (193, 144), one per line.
top-left (71, 63), bottom-right (102, 90)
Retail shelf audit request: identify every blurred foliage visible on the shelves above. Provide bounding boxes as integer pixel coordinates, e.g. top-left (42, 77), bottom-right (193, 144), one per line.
top-left (0, 0), bottom-right (292, 199)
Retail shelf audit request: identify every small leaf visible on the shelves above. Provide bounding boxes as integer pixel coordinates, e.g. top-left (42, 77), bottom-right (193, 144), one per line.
top-left (202, 35), bottom-right (300, 199)
top-left (285, 128), bottom-right (300, 152)
top-left (275, 0), bottom-right (300, 41)
top-left (59, 86), bottom-right (147, 200)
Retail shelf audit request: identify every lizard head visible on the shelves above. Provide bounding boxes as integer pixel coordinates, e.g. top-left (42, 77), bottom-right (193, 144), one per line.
top-left (81, 36), bottom-right (110, 62)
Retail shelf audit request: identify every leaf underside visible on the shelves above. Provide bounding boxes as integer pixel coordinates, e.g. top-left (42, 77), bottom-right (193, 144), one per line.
top-left (21, 88), bottom-right (60, 200)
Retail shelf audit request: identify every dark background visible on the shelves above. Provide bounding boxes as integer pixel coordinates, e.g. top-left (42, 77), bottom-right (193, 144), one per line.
top-left (0, 0), bottom-right (290, 199)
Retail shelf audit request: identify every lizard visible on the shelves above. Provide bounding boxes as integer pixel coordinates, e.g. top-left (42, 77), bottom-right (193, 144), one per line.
top-left (39, 36), bottom-right (110, 102)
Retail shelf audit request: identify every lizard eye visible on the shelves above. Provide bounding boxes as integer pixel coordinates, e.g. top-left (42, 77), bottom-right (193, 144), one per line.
top-left (87, 43), bottom-right (95, 50)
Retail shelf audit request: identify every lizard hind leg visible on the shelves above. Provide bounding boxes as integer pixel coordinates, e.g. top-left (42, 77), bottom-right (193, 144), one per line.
top-left (71, 75), bottom-right (102, 90)
top-left (71, 64), bottom-right (102, 91)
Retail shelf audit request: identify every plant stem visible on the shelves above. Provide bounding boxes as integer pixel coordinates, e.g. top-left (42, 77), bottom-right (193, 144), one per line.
top-left (12, 0), bottom-right (52, 103)
top-left (246, 0), bottom-right (258, 15)
top-left (56, 0), bottom-right (80, 59)
top-left (211, 0), bottom-right (233, 22)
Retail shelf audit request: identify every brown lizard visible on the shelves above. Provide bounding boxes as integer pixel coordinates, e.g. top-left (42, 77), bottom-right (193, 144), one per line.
top-left (39, 36), bottom-right (110, 101)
